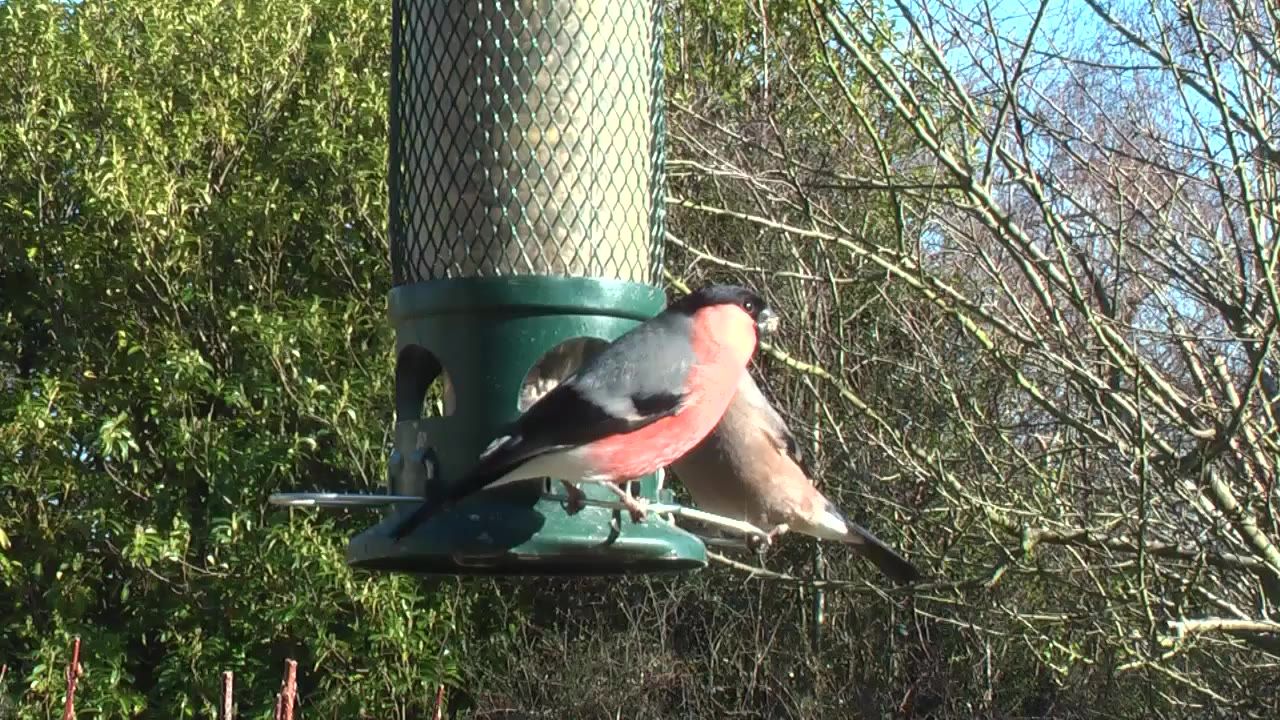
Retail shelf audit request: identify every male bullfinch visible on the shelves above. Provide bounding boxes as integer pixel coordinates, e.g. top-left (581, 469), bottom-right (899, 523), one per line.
top-left (388, 284), bottom-right (780, 541)
top-left (670, 372), bottom-right (922, 584)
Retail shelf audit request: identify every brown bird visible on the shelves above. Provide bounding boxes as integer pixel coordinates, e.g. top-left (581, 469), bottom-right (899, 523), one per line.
top-left (669, 372), bottom-right (922, 584)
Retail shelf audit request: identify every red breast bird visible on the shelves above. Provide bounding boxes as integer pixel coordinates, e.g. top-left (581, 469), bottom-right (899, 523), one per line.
top-left (669, 372), bottom-right (921, 584)
top-left (388, 284), bottom-right (780, 541)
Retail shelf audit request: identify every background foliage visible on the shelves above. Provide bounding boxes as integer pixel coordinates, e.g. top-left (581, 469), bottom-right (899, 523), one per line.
top-left (4, 0), bottom-right (1279, 718)
top-left (1, 1), bottom-right (463, 717)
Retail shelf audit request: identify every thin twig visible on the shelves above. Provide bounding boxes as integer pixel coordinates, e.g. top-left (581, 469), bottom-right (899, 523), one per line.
top-left (1167, 618), bottom-right (1280, 638)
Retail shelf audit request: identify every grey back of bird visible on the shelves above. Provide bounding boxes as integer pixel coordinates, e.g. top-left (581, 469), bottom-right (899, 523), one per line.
top-left (563, 310), bottom-right (696, 418)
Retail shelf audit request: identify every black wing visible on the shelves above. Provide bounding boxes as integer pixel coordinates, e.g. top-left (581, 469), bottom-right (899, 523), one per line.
top-left (515, 381), bottom-right (686, 453)
top-left (780, 423), bottom-right (811, 476)
top-left (387, 376), bottom-right (687, 541)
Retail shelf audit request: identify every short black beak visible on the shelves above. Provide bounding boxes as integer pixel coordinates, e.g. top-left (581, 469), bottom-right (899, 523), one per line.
top-left (756, 307), bottom-right (779, 336)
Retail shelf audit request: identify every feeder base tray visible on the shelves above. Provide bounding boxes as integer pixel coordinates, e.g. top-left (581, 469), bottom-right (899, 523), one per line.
top-left (345, 496), bottom-right (708, 576)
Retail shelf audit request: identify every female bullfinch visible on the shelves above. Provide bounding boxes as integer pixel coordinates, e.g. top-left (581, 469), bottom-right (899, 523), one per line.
top-left (670, 371), bottom-right (921, 584)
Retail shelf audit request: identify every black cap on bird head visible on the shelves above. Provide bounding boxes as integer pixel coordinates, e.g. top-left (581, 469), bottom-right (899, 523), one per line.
top-left (668, 284), bottom-right (780, 337)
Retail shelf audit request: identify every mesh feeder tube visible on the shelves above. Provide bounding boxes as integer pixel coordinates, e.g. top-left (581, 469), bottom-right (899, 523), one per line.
top-left (346, 0), bottom-right (708, 575)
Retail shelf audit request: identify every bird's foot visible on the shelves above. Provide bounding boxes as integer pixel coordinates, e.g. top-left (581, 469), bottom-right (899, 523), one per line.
top-left (746, 533), bottom-right (771, 554)
top-left (604, 482), bottom-right (650, 523)
top-left (623, 497), bottom-right (650, 523)
top-left (560, 481), bottom-right (587, 516)
top-left (747, 524), bottom-right (789, 554)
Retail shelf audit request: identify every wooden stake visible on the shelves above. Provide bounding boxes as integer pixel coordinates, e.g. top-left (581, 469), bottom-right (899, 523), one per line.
top-left (218, 671), bottom-right (234, 720)
top-left (61, 636), bottom-right (82, 720)
top-left (279, 659), bottom-right (297, 720)
top-left (433, 684), bottom-right (446, 720)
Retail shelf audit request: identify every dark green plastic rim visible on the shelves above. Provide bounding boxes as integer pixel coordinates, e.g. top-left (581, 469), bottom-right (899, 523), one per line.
top-left (388, 276), bottom-right (668, 323)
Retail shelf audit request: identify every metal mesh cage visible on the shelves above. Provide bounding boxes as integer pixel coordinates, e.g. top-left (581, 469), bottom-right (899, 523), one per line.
top-left (389, 0), bottom-right (667, 286)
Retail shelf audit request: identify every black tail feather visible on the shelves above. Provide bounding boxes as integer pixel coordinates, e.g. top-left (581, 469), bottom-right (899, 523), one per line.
top-left (386, 434), bottom-right (538, 541)
top-left (846, 522), bottom-right (923, 585)
top-left (387, 494), bottom-right (448, 541)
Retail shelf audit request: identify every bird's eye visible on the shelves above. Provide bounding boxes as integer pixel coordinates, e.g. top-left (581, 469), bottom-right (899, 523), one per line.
top-left (744, 299), bottom-right (757, 313)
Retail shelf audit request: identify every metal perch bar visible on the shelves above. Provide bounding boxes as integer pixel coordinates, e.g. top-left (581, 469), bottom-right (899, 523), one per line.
top-left (268, 492), bottom-right (425, 508)
top-left (540, 492), bottom-right (770, 542)
top-left (268, 490), bottom-right (769, 544)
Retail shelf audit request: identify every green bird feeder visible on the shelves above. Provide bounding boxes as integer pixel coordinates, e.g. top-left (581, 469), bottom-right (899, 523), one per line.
top-left (338, 0), bottom-right (708, 575)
